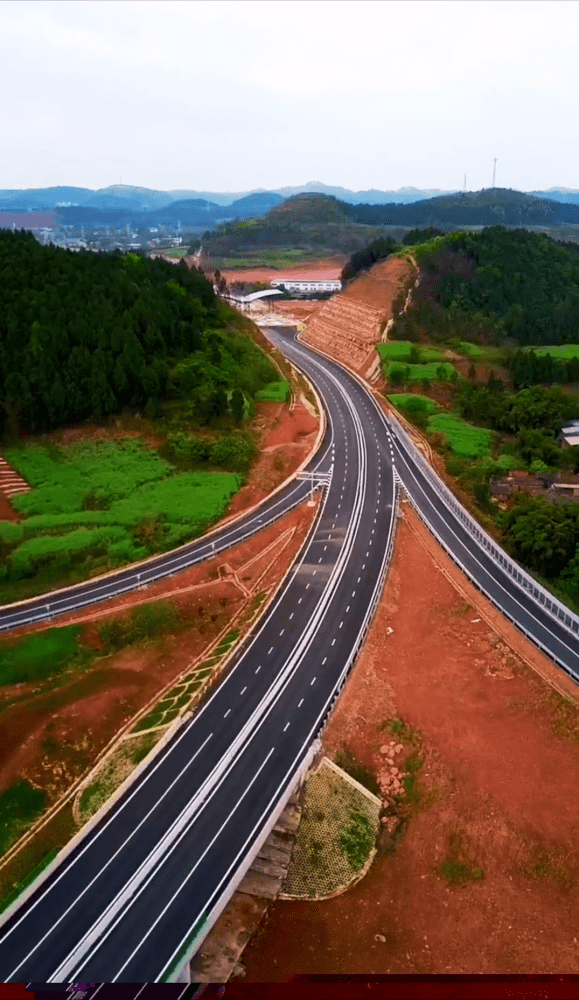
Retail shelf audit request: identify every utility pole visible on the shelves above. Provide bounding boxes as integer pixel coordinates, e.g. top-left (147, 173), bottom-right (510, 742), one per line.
top-left (492, 158), bottom-right (497, 188)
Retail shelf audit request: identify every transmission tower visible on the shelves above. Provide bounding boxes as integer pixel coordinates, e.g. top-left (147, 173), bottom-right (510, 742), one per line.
top-left (492, 158), bottom-right (497, 188)
top-left (463, 173), bottom-right (467, 193)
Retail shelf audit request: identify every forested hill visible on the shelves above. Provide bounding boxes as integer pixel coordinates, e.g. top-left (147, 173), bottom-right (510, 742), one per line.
top-left (392, 226), bottom-right (579, 347)
top-left (343, 188), bottom-right (579, 227)
top-left (0, 230), bottom-right (275, 436)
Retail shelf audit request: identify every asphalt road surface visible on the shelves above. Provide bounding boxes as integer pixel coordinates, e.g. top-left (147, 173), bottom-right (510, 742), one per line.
top-left (0, 327), bottom-right (398, 982)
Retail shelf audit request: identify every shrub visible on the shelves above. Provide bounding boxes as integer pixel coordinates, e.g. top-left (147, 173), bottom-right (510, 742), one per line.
top-left (0, 625), bottom-right (87, 686)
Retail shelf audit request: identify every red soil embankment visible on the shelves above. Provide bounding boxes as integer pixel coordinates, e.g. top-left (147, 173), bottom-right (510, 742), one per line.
top-left (303, 256), bottom-right (415, 377)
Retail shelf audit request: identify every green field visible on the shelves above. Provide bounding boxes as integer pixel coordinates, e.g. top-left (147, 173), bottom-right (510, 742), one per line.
top-left (0, 624), bottom-right (89, 686)
top-left (377, 342), bottom-right (445, 363)
top-left (388, 394), bottom-right (440, 416)
top-left (255, 379), bottom-right (290, 402)
top-left (427, 413), bottom-right (493, 458)
top-left (157, 248), bottom-right (188, 258)
top-left (206, 250), bottom-right (338, 270)
top-left (528, 344), bottom-right (579, 359)
top-left (451, 341), bottom-right (505, 361)
top-left (387, 361), bottom-right (457, 383)
top-left (0, 782), bottom-right (46, 856)
top-left (0, 440), bottom-right (240, 599)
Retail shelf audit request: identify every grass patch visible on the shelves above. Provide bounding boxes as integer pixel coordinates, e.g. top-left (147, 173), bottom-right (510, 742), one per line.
top-left (98, 600), bottom-right (182, 652)
top-left (0, 624), bottom-right (91, 687)
top-left (255, 379), bottom-right (290, 403)
top-left (452, 341), bottom-right (504, 361)
top-left (0, 847), bottom-right (58, 913)
top-left (213, 628), bottom-right (240, 657)
top-left (387, 361), bottom-right (457, 383)
top-left (377, 717), bottom-right (423, 749)
top-left (377, 342), bottom-right (445, 363)
top-left (388, 393), bottom-right (440, 416)
top-left (436, 829), bottom-right (484, 886)
top-left (528, 344), bottom-right (579, 360)
top-left (132, 711), bottom-right (164, 733)
top-left (452, 600), bottom-right (472, 617)
top-left (427, 413), bottom-right (493, 458)
top-left (339, 808), bottom-right (375, 872)
top-left (0, 781), bottom-right (46, 856)
top-left (131, 733), bottom-right (158, 766)
top-left (333, 748), bottom-right (380, 797)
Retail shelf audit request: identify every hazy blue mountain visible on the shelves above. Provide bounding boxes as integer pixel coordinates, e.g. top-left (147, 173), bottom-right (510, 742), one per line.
top-left (0, 186), bottom-right (94, 209)
top-left (272, 181), bottom-right (458, 204)
top-left (531, 188), bottom-right (579, 206)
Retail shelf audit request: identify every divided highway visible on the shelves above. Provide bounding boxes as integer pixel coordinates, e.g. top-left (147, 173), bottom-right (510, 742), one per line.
top-left (0, 326), bottom-right (398, 982)
top-left (2, 323), bottom-right (578, 983)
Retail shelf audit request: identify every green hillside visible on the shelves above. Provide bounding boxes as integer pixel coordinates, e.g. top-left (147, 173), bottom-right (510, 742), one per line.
top-left (391, 226), bottom-right (579, 348)
top-left (345, 188), bottom-right (579, 227)
top-left (202, 194), bottom-right (395, 260)
top-left (0, 230), bottom-right (277, 437)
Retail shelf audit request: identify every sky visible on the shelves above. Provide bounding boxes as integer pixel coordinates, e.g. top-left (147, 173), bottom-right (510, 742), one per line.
top-left (1, 0), bottom-right (578, 194)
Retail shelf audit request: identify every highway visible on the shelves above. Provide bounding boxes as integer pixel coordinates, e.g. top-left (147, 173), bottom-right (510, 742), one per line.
top-left (2, 323), bottom-right (578, 983)
top-left (0, 327), bottom-right (398, 982)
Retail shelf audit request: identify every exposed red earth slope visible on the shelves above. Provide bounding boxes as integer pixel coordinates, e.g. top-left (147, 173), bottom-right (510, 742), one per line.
top-left (303, 256), bottom-right (415, 377)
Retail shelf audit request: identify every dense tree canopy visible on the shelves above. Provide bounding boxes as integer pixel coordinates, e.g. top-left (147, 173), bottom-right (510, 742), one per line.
top-left (0, 230), bottom-right (275, 436)
top-left (435, 228), bottom-right (579, 346)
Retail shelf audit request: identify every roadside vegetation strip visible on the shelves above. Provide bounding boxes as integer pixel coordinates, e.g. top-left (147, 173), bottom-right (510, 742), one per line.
top-left (0, 783), bottom-right (47, 859)
top-left (280, 758), bottom-right (380, 900)
top-left (255, 379), bottom-right (291, 403)
top-left (0, 848), bottom-right (58, 916)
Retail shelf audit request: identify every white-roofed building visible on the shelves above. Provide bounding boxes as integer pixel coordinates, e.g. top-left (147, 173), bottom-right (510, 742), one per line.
top-left (558, 420), bottom-right (579, 447)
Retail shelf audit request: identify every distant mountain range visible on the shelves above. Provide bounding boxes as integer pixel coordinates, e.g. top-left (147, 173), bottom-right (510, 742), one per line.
top-left (3, 181), bottom-right (579, 213)
top-left (202, 189), bottom-right (579, 259)
top-left (2, 182), bottom-right (579, 233)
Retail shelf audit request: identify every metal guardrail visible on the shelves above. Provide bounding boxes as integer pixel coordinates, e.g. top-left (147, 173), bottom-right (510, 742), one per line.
top-left (388, 413), bottom-right (579, 660)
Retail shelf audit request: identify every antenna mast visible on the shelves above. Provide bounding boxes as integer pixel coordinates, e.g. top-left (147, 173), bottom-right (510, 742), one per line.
top-left (492, 158), bottom-right (497, 188)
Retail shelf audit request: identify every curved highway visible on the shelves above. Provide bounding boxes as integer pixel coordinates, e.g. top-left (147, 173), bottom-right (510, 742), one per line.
top-left (0, 326), bottom-right (398, 982)
top-left (2, 324), bottom-right (578, 983)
